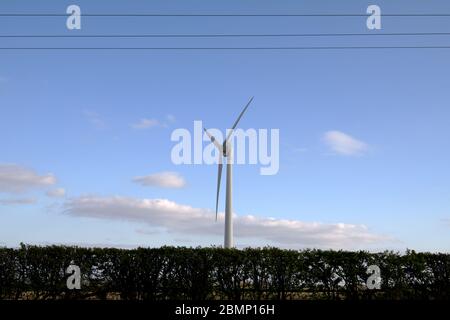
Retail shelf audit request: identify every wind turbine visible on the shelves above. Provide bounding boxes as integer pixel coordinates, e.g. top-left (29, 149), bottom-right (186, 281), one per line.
top-left (204, 97), bottom-right (254, 248)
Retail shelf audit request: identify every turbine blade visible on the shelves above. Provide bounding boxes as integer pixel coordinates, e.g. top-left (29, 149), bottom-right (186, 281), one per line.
top-left (204, 128), bottom-right (223, 150)
top-left (226, 96), bottom-right (254, 142)
top-left (215, 157), bottom-right (223, 221)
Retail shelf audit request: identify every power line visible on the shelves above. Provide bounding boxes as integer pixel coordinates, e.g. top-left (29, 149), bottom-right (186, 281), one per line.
top-left (1, 46), bottom-right (450, 50)
top-left (1, 13), bottom-right (450, 17)
top-left (1, 32), bottom-right (450, 38)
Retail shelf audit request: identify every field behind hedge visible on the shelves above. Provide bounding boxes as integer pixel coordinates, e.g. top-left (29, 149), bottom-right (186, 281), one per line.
top-left (0, 245), bottom-right (449, 300)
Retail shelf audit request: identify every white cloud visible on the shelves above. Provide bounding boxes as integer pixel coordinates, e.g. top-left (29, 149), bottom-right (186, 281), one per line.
top-left (323, 131), bottom-right (368, 156)
top-left (0, 164), bottom-right (56, 193)
top-left (131, 118), bottom-right (160, 129)
top-left (166, 114), bottom-right (176, 123)
top-left (133, 172), bottom-right (186, 189)
top-left (46, 188), bottom-right (66, 198)
top-left (83, 110), bottom-right (106, 129)
top-left (0, 197), bottom-right (37, 205)
top-left (64, 195), bottom-right (391, 250)
top-left (132, 115), bottom-right (176, 129)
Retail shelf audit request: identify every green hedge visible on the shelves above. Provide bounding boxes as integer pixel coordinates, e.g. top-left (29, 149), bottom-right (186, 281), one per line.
top-left (0, 245), bottom-right (449, 300)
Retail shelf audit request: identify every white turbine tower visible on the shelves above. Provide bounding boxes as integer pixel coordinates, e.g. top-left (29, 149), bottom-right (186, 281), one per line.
top-left (204, 97), bottom-right (254, 248)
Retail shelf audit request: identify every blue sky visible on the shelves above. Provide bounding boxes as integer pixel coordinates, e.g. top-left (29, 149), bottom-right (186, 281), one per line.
top-left (1, 0), bottom-right (450, 251)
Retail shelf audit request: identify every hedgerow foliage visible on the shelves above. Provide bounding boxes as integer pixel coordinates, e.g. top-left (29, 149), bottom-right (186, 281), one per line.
top-left (0, 245), bottom-right (449, 300)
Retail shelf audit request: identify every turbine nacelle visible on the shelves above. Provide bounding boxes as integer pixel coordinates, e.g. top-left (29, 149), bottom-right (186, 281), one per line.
top-left (204, 130), bottom-right (233, 159)
top-left (222, 141), bottom-right (230, 157)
